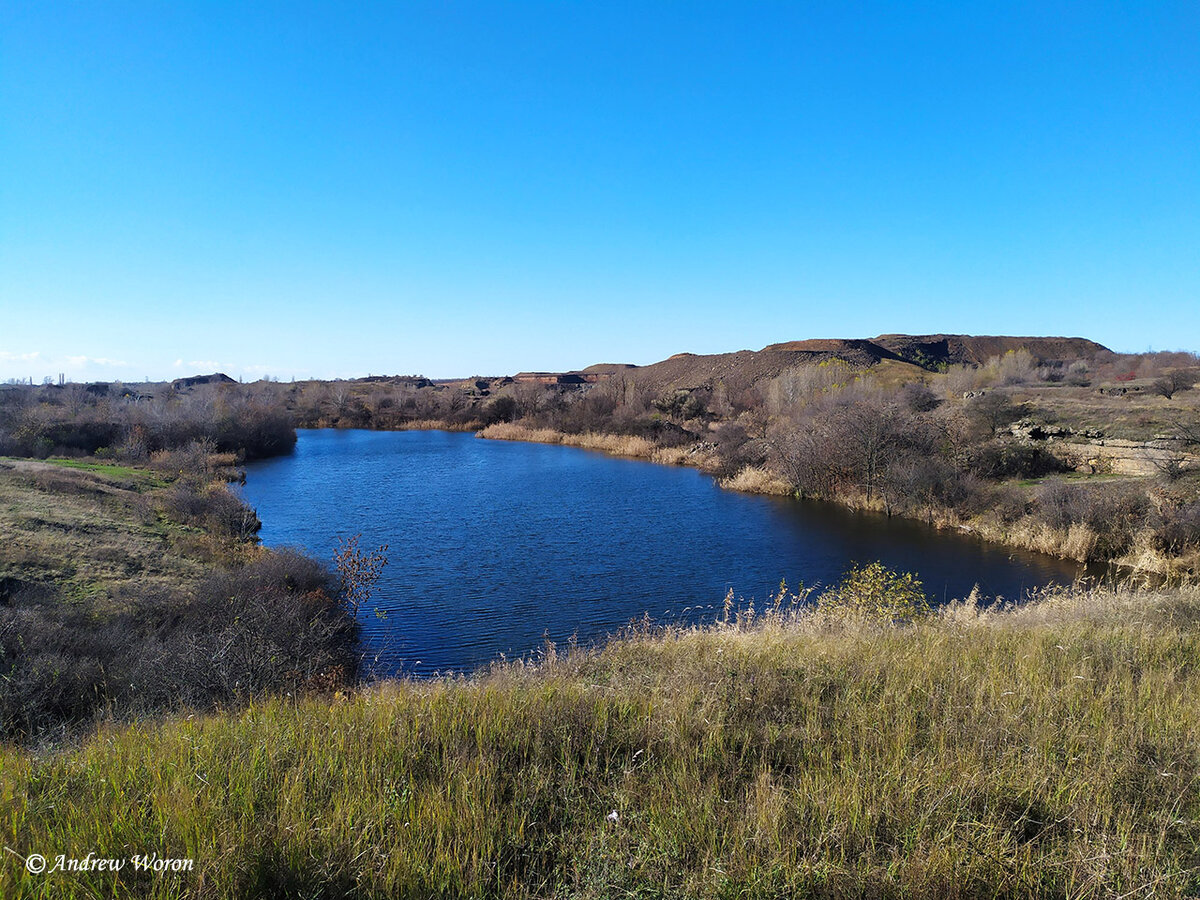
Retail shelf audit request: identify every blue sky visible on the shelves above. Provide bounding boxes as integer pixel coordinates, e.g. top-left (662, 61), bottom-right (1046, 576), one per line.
top-left (2, 2), bottom-right (1198, 381)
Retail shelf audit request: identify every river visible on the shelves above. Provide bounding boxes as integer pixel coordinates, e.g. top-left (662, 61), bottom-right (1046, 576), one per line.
top-left (239, 429), bottom-right (1089, 674)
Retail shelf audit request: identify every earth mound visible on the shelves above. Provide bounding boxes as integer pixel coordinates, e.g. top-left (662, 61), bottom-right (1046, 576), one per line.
top-left (873, 335), bottom-right (1109, 368)
top-left (570, 334), bottom-right (1112, 398)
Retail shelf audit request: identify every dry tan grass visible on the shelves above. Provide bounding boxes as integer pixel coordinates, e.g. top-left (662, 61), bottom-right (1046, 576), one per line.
top-left (570, 432), bottom-right (657, 457)
top-left (649, 446), bottom-right (690, 465)
top-left (717, 465), bottom-right (793, 495)
top-left (393, 418), bottom-right (480, 432)
top-left (477, 422), bottom-right (564, 444)
top-left (8, 582), bottom-right (1200, 897)
top-left (478, 424), bottom-right (658, 458)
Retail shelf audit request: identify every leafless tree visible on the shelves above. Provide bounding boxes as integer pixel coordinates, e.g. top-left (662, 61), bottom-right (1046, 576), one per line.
top-left (333, 534), bottom-right (389, 615)
top-left (1151, 370), bottom-right (1198, 399)
top-left (964, 391), bottom-right (1024, 437)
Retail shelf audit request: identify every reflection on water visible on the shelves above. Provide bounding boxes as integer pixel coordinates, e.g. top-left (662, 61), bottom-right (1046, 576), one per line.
top-left (240, 429), bottom-right (1091, 675)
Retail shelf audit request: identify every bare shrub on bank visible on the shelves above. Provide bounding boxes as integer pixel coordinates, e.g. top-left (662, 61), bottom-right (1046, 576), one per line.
top-left (334, 534), bottom-right (389, 614)
top-left (0, 550), bottom-right (359, 740)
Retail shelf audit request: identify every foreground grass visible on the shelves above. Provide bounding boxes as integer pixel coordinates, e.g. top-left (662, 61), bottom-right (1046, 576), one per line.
top-left (4, 586), bottom-right (1200, 898)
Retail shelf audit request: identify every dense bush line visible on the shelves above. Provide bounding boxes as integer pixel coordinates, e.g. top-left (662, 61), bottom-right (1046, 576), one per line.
top-left (0, 383), bottom-right (295, 460)
top-left (0, 551), bottom-right (357, 740)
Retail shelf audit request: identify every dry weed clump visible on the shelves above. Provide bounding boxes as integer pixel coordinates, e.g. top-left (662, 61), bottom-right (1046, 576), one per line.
top-left (477, 422), bottom-right (564, 444)
top-left (650, 445), bottom-right (690, 465)
top-left (570, 432), bottom-right (657, 457)
top-left (394, 418), bottom-right (479, 432)
top-left (717, 465), bottom-right (793, 495)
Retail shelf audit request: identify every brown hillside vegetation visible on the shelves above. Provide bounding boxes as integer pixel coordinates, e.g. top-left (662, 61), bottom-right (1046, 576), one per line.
top-left (588, 343), bottom-right (916, 400)
top-left (582, 334), bottom-right (1111, 399)
top-left (873, 334), bottom-right (1109, 368)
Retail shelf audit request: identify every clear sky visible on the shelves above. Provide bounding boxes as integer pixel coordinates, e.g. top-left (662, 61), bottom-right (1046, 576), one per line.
top-left (2, 2), bottom-right (1198, 381)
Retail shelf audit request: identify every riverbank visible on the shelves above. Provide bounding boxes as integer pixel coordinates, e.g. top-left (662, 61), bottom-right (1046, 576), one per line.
top-left (477, 421), bottom-right (716, 465)
top-left (476, 423), bottom-right (1196, 580)
top-left (5, 581), bottom-right (1200, 897)
top-left (0, 455), bottom-right (357, 741)
top-left (477, 422), bottom-right (792, 491)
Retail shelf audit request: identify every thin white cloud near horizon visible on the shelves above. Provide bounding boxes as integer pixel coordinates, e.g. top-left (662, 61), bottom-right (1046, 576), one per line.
top-left (1, 349), bottom-right (292, 383)
top-left (65, 355), bottom-right (129, 368)
top-left (2, 350), bottom-right (136, 382)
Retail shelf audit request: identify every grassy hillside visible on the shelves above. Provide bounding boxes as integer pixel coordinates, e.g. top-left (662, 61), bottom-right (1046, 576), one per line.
top-left (0, 454), bottom-right (357, 742)
top-left (0, 456), bottom-right (230, 606)
top-left (4, 583), bottom-right (1200, 898)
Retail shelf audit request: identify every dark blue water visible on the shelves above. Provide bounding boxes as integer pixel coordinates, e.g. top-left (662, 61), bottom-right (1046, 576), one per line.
top-left (239, 429), bottom-right (1087, 675)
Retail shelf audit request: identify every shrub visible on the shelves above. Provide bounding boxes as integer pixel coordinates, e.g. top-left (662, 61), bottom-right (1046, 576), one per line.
top-left (161, 476), bottom-right (261, 540)
top-left (333, 534), bottom-right (389, 614)
top-left (481, 395), bottom-right (519, 425)
top-left (969, 440), bottom-right (1067, 480)
top-left (989, 484), bottom-right (1031, 524)
top-left (652, 389), bottom-right (707, 422)
top-left (1065, 361), bottom-right (1091, 386)
top-left (983, 349), bottom-right (1038, 386)
top-left (0, 550), bottom-right (357, 740)
top-left (964, 392), bottom-right (1027, 436)
top-left (710, 422), bottom-right (766, 478)
top-left (899, 381), bottom-right (941, 412)
top-left (818, 562), bottom-right (930, 623)
top-left (1037, 482), bottom-right (1149, 559)
top-left (1151, 371), bottom-right (1198, 400)
top-left (882, 457), bottom-right (985, 516)
top-left (1153, 501), bottom-right (1200, 554)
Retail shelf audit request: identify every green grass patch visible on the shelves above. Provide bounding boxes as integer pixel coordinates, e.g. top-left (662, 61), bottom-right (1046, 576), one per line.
top-left (45, 457), bottom-right (167, 487)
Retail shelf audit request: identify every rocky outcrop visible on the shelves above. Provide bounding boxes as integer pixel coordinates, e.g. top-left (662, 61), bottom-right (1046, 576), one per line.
top-left (1008, 419), bottom-right (1198, 476)
top-left (1062, 439), bottom-right (1199, 477)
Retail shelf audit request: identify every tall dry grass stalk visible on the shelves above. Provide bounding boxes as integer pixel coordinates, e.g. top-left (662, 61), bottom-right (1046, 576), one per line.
top-left (477, 422), bottom-right (567, 445)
